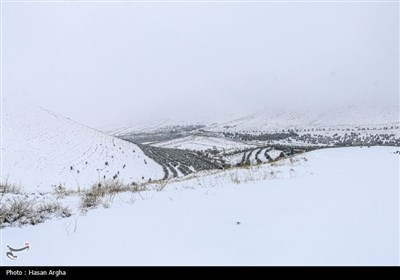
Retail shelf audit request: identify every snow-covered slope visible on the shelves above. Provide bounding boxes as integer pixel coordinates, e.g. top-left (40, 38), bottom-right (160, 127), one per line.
top-left (2, 147), bottom-right (398, 265)
top-left (1, 99), bottom-right (164, 192)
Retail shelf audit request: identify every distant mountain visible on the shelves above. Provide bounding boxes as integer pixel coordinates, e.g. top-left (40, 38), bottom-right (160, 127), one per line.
top-left (101, 119), bottom-right (206, 136)
top-left (1, 99), bottom-right (164, 192)
top-left (104, 103), bottom-right (399, 135)
top-left (207, 103), bottom-right (399, 133)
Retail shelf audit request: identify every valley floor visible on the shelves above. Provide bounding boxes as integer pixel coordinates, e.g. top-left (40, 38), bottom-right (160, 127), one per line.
top-left (1, 147), bottom-right (399, 266)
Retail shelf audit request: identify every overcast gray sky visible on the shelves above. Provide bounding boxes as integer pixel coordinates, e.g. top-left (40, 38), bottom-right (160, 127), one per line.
top-left (3, 2), bottom-right (399, 127)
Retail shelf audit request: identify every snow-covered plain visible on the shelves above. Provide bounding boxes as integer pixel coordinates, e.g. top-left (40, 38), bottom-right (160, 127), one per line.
top-left (1, 99), bottom-right (164, 192)
top-left (2, 147), bottom-right (398, 266)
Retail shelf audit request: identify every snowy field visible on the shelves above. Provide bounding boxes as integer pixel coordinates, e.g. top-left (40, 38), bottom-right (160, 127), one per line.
top-left (1, 99), bottom-right (164, 192)
top-left (1, 147), bottom-right (398, 266)
top-left (151, 135), bottom-right (256, 152)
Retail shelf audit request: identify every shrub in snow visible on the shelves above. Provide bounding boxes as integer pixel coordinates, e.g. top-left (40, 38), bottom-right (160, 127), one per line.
top-left (80, 181), bottom-right (147, 210)
top-left (0, 197), bottom-right (71, 228)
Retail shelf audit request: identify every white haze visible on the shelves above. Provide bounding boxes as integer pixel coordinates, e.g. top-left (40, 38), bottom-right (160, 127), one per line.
top-left (3, 2), bottom-right (399, 127)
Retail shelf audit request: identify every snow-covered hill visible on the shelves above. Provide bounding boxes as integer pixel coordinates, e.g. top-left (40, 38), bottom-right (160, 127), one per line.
top-left (1, 99), bottom-right (164, 192)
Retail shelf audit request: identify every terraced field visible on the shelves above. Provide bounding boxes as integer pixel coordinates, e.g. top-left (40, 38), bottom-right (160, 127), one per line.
top-left (222, 145), bottom-right (313, 167)
top-left (137, 144), bottom-right (223, 180)
top-left (131, 141), bottom-right (311, 179)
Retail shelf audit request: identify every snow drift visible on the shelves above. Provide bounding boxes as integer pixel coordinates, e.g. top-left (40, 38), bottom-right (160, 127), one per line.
top-left (2, 147), bottom-right (398, 265)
